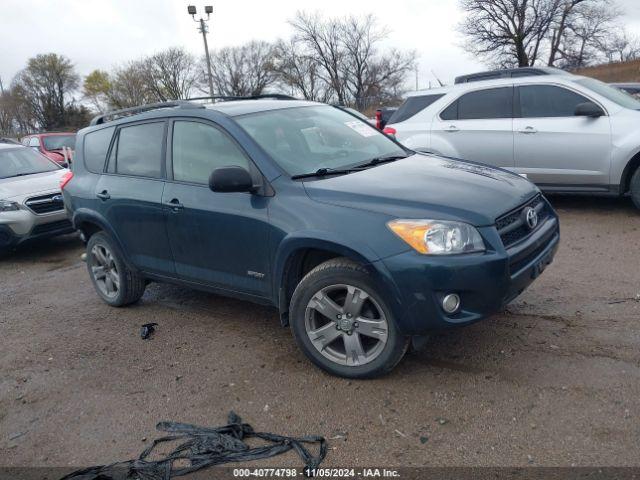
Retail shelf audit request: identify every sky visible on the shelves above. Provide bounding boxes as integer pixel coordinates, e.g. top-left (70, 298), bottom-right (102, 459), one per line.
top-left (1, 0), bottom-right (639, 92)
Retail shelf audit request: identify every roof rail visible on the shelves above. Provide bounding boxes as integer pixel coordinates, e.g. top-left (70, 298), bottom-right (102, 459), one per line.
top-left (89, 94), bottom-right (300, 126)
top-left (187, 93), bottom-right (298, 102)
top-left (89, 100), bottom-right (204, 126)
top-left (454, 66), bottom-right (568, 84)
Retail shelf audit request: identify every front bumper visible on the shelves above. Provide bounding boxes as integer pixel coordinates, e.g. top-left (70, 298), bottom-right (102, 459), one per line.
top-left (377, 214), bottom-right (559, 335)
top-left (0, 209), bottom-right (74, 250)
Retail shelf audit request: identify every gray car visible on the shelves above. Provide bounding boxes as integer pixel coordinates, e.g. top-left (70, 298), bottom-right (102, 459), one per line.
top-left (0, 144), bottom-right (74, 254)
top-left (387, 70), bottom-right (640, 208)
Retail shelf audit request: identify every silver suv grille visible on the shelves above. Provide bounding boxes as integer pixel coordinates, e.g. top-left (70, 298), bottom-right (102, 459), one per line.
top-left (25, 192), bottom-right (65, 215)
top-left (496, 194), bottom-right (548, 248)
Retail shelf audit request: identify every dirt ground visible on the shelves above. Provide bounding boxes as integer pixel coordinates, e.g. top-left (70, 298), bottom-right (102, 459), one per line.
top-left (1, 195), bottom-right (639, 470)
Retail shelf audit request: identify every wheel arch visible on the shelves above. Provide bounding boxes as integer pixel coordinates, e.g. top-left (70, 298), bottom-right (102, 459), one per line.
top-left (72, 209), bottom-right (136, 269)
top-left (620, 150), bottom-right (640, 195)
top-left (273, 234), bottom-right (384, 326)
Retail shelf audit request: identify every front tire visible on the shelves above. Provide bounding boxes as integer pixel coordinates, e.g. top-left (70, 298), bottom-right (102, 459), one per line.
top-left (289, 258), bottom-right (409, 378)
top-left (86, 232), bottom-right (146, 307)
top-left (630, 167), bottom-right (640, 210)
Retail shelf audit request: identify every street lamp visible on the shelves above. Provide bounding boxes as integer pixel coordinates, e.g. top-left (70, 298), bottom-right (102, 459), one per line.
top-left (188, 5), bottom-right (215, 98)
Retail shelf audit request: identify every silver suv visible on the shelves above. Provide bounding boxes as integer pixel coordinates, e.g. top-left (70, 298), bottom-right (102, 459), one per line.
top-left (0, 143), bottom-right (73, 254)
top-left (386, 70), bottom-right (640, 208)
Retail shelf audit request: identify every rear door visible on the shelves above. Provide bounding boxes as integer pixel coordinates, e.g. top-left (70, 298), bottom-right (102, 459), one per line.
top-left (513, 84), bottom-right (612, 188)
top-left (95, 119), bottom-right (175, 275)
top-left (162, 119), bottom-right (272, 297)
top-left (430, 86), bottom-right (515, 168)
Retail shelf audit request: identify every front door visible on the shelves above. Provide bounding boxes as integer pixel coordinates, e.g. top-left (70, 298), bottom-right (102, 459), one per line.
top-left (96, 120), bottom-right (175, 275)
top-left (513, 84), bottom-right (612, 188)
top-left (162, 119), bottom-right (272, 298)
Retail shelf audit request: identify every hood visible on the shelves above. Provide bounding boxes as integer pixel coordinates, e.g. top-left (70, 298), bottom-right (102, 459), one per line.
top-left (303, 154), bottom-right (538, 226)
top-left (0, 169), bottom-right (67, 200)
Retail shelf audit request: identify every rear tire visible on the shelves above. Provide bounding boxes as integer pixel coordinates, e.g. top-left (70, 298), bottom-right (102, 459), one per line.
top-left (86, 232), bottom-right (146, 307)
top-left (289, 258), bottom-right (409, 379)
top-left (630, 167), bottom-right (640, 210)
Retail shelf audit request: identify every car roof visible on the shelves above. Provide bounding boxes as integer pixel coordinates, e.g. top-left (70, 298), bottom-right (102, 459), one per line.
top-left (203, 99), bottom-right (321, 116)
top-left (611, 82), bottom-right (640, 87)
top-left (403, 73), bottom-right (588, 98)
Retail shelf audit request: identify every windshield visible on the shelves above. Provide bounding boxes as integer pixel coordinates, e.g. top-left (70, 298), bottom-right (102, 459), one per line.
top-left (42, 135), bottom-right (76, 151)
top-left (0, 147), bottom-right (60, 179)
top-left (574, 78), bottom-right (640, 110)
top-left (235, 105), bottom-right (407, 176)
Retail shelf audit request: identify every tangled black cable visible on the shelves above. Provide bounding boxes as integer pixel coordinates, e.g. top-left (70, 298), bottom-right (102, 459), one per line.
top-left (60, 412), bottom-right (327, 480)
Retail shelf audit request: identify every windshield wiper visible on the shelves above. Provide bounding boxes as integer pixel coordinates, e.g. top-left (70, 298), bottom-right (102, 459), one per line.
top-left (355, 154), bottom-right (409, 170)
top-left (291, 167), bottom-right (357, 180)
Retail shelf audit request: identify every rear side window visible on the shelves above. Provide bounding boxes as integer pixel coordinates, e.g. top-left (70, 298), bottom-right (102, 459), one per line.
top-left (110, 122), bottom-right (164, 178)
top-left (519, 85), bottom-right (591, 118)
top-left (441, 87), bottom-right (513, 120)
top-left (388, 94), bottom-right (444, 123)
top-left (458, 87), bottom-right (513, 120)
top-left (83, 127), bottom-right (115, 173)
top-left (171, 121), bottom-right (249, 184)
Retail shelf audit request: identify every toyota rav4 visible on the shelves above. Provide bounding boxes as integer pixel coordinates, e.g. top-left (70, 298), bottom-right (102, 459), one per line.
top-left (62, 97), bottom-right (559, 378)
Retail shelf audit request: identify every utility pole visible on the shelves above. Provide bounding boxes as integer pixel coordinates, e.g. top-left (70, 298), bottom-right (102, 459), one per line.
top-left (188, 5), bottom-right (215, 98)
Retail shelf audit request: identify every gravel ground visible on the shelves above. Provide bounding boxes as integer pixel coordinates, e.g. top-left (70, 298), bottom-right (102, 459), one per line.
top-left (1, 195), bottom-right (639, 469)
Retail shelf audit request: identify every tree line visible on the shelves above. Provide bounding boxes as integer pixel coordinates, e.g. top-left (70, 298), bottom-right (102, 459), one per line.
top-left (459, 0), bottom-right (640, 68)
top-left (0, 12), bottom-right (416, 137)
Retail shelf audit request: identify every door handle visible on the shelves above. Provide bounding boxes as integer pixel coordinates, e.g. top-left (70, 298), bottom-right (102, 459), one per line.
top-left (165, 198), bottom-right (184, 211)
top-left (96, 190), bottom-right (110, 201)
top-left (518, 126), bottom-right (538, 134)
top-left (444, 125), bottom-right (459, 133)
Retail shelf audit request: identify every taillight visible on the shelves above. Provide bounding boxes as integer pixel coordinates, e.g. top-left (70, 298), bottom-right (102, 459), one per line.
top-left (60, 171), bottom-right (74, 190)
top-left (383, 126), bottom-right (397, 137)
top-left (375, 110), bottom-right (382, 130)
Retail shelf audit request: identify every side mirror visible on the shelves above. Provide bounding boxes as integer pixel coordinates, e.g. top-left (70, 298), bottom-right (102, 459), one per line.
top-left (209, 166), bottom-right (255, 193)
top-left (575, 102), bottom-right (604, 118)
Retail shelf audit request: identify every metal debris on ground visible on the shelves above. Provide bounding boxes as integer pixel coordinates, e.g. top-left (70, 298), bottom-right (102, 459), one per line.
top-left (140, 323), bottom-right (158, 340)
top-left (60, 412), bottom-right (327, 480)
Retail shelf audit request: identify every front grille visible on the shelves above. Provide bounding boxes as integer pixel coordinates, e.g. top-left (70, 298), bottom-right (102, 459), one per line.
top-left (496, 194), bottom-right (549, 248)
top-left (31, 219), bottom-right (72, 235)
top-left (25, 192), bottom-right (65, 214)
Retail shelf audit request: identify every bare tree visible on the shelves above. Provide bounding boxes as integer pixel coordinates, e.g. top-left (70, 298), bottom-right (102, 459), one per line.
top-left (459, 0), bottom-right (563, 67)
top-left (290, 12), bottom-right (348, 103)
top-left (289, 12), bottom-right (415, 108)
top-left (12, 53), bottom-right (80, 130)
top-left (143, 47), bottom-right (199, 100)
top-left (105, 61), bottom-right (156, 109)
top-left (273, 39), bottom-right (333, 102)
top-left (601, 31), bottom-right (640, 63)
top-left (556, 2), bottom-right (618, 67)
top-left (206, 41), bottom-right (277, 97)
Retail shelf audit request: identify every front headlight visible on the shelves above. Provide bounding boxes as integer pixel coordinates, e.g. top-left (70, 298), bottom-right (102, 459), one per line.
top-left (0, 200), bottom-right (19, 212)
top-left (387, 219), bottom-right (485, 255)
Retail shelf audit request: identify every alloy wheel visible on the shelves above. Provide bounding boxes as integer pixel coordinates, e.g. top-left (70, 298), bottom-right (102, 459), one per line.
top-left (90, 244), bottom-right (120, 298)
top-left (304, 284), bottom-right (389, 367)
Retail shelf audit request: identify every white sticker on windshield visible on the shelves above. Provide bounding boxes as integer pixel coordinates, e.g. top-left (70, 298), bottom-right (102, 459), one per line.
top-left (344, 121), bottom-right (378, 137)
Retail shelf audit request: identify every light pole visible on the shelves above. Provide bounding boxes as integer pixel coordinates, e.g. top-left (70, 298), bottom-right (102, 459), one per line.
top-left (188, 5), bottom-right (215, 98)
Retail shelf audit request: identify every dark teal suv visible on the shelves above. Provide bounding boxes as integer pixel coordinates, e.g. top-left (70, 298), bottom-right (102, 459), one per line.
top-left (62, 97), bottom-right (559, 378)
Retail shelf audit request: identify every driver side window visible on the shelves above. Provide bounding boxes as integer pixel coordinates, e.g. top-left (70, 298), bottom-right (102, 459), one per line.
top-left (171, 121), bottom-right (250, 184)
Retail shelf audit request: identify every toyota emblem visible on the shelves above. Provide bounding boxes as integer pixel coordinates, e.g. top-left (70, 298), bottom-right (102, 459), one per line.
top-left (523, 207), bottom-right (538, 230)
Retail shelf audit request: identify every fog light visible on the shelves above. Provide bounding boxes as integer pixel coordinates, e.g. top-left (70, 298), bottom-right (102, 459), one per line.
top-left (442, 293), bottom-right (460, 314)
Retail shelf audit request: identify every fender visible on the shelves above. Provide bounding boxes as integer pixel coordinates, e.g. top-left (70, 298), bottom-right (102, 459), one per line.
top-left (618, 146), bottom-right (640, 194)
top-left (272, 231), bottom-right (407, 331)
top-left (72, 208), bottom-right (136, 269)
top-left (272, 230), bottom-right (380, 297)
